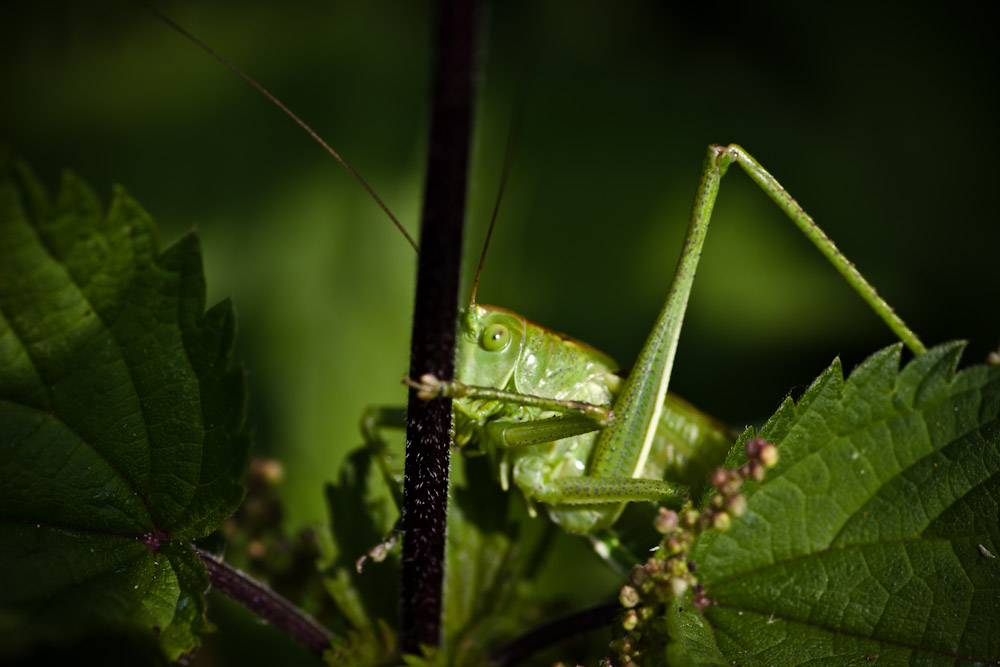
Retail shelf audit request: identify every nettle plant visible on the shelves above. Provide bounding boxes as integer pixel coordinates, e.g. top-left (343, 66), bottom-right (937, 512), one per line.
top-left (3, 151), bottom-right (999, 666)
top-left (2, 5), bottom-right (999, 667)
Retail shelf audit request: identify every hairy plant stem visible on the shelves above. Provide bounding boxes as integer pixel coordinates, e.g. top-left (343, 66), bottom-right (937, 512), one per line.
top-left (193, 546), bottom-right (333, 656)
top-left (399, 0), bottom-right (482, 654)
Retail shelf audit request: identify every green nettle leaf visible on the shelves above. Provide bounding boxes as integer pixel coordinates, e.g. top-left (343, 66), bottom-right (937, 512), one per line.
top-left (319, 450), bottom-right (528, 667)
top-left (681, 343), bottom-right (999, 665)
top-left (442, 456), bottom-right (521, 665)
top-left (319, 447), bottom-right (400, 667)
top-left (0, 157), bottom-right (250, 660)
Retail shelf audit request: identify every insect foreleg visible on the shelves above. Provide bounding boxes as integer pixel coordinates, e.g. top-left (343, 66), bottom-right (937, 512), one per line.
top-left (405, 374), bottom-right (615, 426)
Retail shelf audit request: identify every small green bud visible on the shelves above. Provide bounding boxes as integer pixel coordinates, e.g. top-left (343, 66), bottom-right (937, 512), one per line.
top-left (622, 608), bottom-right (639, 631)
top-left (620, 585), bottom-right (640, 608)
top-left (667, 557), bottom-right (689, 576)
top-left (726, 493), bottom-right (747, 517)
top-left (712, 511), bottom-right (731, 531)
top-left (759, 443), bottom-right (779, 468)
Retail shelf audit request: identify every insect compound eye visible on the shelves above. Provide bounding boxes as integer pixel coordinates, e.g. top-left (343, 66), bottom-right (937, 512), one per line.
top-left (481, 323), bottom-right (511, 352)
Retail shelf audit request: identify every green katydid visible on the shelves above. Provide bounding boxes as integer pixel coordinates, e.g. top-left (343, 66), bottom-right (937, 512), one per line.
top-left (391, 144), bottom-right (925, 538)
top-left (151, 7), bottom-right (926, 543)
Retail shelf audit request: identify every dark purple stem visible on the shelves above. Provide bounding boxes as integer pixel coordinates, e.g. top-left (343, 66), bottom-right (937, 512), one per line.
top-left (193, 546), bottom-right (333, 656)
top-left (399, 0), bottom-right (481, 653)
top-left (487, 602), bottom-right (620, 666)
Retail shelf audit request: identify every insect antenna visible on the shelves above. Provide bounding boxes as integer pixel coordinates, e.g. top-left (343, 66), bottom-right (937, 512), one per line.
top-left (468, 111), bottom-right (519, 308)
top-left (140, 2), bottom-right (419, 254)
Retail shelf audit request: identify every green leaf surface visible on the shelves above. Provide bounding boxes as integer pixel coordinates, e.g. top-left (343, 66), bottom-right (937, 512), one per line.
top-left (320, 449), bottom-right (535, 667)
top-left (320, 447), bottom-right (400, 667)
top-left (685, 343), bottom-right (1000, 665)
top-left (0, 157), bottom-right (249, 659)
top-left (442, 456), bottom-right (522, 666)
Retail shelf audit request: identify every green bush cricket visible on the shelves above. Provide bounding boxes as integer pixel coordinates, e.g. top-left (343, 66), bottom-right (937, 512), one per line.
top-left (145, 7), bottom-right (928, 560)
top-left (394, 144), bottom-right (924, 541)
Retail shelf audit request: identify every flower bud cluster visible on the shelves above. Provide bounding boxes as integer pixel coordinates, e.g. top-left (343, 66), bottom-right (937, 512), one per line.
top-left (609, 437), bottom-right (778, 666)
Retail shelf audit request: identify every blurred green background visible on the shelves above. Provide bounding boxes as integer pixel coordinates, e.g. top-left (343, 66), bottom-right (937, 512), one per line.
top-left (2, 0), bottom-right (998, 658)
